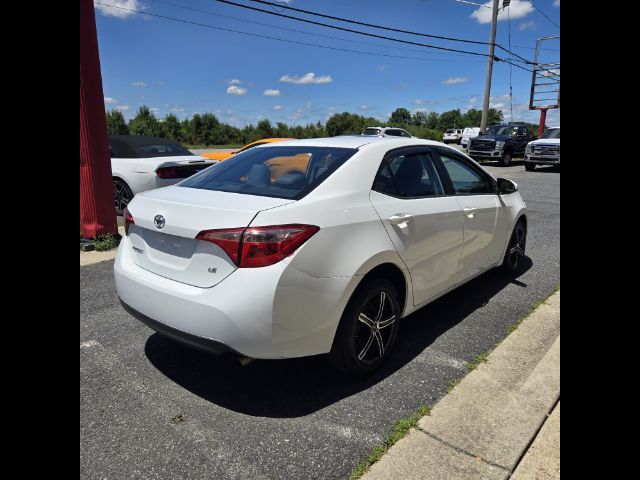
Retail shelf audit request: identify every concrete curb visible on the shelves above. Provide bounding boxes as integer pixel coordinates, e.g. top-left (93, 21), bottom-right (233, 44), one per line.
top-left (362, 291), bottom-right (560, 480)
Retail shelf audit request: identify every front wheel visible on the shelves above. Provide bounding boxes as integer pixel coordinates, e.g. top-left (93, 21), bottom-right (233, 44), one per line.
top-left (329, 278), bottom-right (401, 375)
top-left (525, 163), bottom-right (536, 171)
top-left (499, 151), bottom-right (512, 167)
top-left (502, 220), bottom-right (527, 273)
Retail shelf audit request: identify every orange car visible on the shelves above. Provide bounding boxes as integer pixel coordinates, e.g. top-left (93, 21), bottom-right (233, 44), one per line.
top-left (201, 138), bottom-right (294, 161)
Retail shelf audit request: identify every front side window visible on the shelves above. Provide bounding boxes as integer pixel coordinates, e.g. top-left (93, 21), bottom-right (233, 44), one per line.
top-left (179, 146), bottom-right (356, 200)
top-left (439, 153), bottom-right (493, 194)
top-left (373, 152), bottom-right (444, 198)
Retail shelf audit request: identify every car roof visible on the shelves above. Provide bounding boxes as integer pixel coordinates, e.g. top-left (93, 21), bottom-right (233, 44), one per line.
top-left (255, 135), bottom-right (445, 149)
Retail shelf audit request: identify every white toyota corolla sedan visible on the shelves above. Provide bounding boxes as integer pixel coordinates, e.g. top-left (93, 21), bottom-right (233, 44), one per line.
top-left (115, 136), bottom-right (527, 374)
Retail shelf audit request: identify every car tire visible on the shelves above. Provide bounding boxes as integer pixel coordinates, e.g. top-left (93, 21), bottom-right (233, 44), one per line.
top-left (499, 151), bottom-right (512, 167)
top-left (328, 278), bottom-right (401, 375)
top-left (525, 163), bottom-right (536, 171)
top-left (502, 220), bottom-right (527, 274)
top-left (114, 178), bottom-right (134, 216)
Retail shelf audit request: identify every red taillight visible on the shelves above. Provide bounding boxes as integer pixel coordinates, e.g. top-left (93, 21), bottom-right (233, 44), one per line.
top-left (196, 224), bottom-right (320, 268)
top-left (156, 166), bottom-right (179, 179)
top-left (123, 207), bottom-right (135, 236)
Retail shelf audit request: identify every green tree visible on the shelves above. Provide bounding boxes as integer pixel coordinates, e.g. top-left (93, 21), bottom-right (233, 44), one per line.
top-left (412, 110), bottom-right (429, 126)
top-left (389, 107), bottom-right (412, 125)
top-left (437, 109), bottom-right (463, 131)
top-left (105, 109), bottom-right (129, 135)
top-left (326, 112), bottom-right (367, 136)
top-left (256, 119), bottom-right (274, 138)
top-left (487, 108), bottom-right (505, 125)
top-left (160, 113), bottom-right (182, 141)
top-left (462, 108), bottom-right (482, 127)
top-left (128, 106), bottom-right (161, 136)
top-left (425, 112), bottom-right (439, 130)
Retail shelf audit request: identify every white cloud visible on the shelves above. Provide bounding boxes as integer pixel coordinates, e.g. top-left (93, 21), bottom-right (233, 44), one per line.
top-left (263, 89), bottom-right (281, 96)
top-left (377, 65), bottom-right (386, 71)
top-left (471, 0), bottom-right (533, 24)
top-left (228, 79), bottom-right (242, 85)
top-left (115, 105), bottom-right (130, 111)
top-left (469, 97), bottom-right (478, 104)
top-left (273, 105), bottom-right (283, 110)
top-left (132, 81), bottom-right (147, 87)
top-left (94, 0), bottom-right (144, 19)
top-left (279, 72), bottom-right (333, 84)
top-left (359, 104), bottom-right (372, 111)
top-left (226, 85), bottom-right (247, 95)
top-left (540, 69), bottom-right (560, 78)
top-left (104, 97), bottom-right (118, 104)
top-left (553, 0), bottom-right (560, 6)
top-left (519, 20), bottom-right (536, 30)
top-left (150, 107), bottom-right (160, 113)
top-left (171, 107), bottom-right (185, 113)
top-left (413, 98), bottom-right (437, 106)
top-left (442, 77), bottom-right (468, 85)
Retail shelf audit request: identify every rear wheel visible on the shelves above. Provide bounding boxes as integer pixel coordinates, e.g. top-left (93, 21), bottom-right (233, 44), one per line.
top-left (114, 178), bottom-right (133, 216)
top-left (329, 278), bottom-right (401, 375)
top-left (525, 163), bottom-right (536, 171)
top-left (502, 220), bottom-right (527, 273)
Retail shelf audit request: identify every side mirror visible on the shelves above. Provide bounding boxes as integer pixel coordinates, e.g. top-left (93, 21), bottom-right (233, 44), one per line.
top-left (497, 178), bottom-right (518, 194)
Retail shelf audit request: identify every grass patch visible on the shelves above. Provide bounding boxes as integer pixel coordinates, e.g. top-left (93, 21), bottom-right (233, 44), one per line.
top-left (446, 378), bottom-right (461, 393)
top-left (466, 352), bottom-right (490, 372)
top-left (350, 405), bottom-right (431, 480)
top-left (94, 234), bottom-right (119, 251)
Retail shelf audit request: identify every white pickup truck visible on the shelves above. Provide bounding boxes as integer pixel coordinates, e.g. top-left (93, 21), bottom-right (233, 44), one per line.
top-left (524, 127), bottom-right (560, 171)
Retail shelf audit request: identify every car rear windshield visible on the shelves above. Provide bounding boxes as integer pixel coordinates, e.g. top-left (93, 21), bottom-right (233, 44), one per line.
top-left (363, 128), bottom-right (381, 135)
top-left (137, 143), bottom-right (193, 156)
top-left (178, 146), bottom-right (358, 200)
top-left (540, 128), bottom-right (560, 139)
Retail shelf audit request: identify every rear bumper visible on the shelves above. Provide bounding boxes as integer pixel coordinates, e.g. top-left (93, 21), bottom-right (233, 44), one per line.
top-left (120, 299), bottom-right (238, 355)
top-left (114, 236), bottom-right (357, 359)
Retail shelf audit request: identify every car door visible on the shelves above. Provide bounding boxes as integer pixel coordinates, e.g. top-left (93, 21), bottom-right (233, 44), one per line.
top-left (369, 147), bottom-right (464, 306)
top-left (514, 126), bottom-right (529, 153)
top-left (435, 148), bottom-right (502, 281)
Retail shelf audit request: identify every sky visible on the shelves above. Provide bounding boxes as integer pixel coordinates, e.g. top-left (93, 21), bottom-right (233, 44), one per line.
top-left (94, 0), bottom-right (560, 128)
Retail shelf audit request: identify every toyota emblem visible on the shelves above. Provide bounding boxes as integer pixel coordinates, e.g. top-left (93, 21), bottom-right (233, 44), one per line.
top-left (154, 215), bottom-right (166, 229)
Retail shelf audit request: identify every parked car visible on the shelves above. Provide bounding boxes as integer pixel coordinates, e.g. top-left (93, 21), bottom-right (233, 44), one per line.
top-left (109, 135), bottom-right (216, 215)
top-left (443, 129), bottom-right (463, 144)
top-left (115, 136), bottom-right (527, 375)
top-left (200, 138), bottom-right (294, 162)
top-left (461, 127), bottom-right (481, 148)
top-left (524, 127), bottom-right (560, 171)
top-left (361, 126), bottom-right (414, 138)
top-left (467, 124), bottom-right (536, 166)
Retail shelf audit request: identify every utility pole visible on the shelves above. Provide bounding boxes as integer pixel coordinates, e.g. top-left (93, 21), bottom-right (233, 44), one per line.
top-left (480, 0), bottom-right (500, 133)
top-left (80, 0), bottom-right (118, 239)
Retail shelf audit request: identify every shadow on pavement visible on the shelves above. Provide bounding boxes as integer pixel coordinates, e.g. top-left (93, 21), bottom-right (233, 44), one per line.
top-left (144, 258), bottom-right (532, 418)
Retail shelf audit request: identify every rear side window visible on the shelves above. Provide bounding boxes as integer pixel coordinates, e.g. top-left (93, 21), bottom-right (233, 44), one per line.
top-left (363, 128), bottom-right (381, 135)
top-left (179, 146), bottom-right (357, 200)
top-left (373, 152), bottom-right (444, 198)
top-left (439, 152), bottom-right (493, 194)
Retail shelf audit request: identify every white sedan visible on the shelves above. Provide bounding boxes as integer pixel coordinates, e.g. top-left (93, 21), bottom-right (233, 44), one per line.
top-left (115, 136), bottom-right (527, 374)
top-left (109, 135), bottom-right (217, 214)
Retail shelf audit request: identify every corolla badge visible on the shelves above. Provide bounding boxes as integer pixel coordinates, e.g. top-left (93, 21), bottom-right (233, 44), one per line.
top-left (154, 215), bottom-right (166, 229)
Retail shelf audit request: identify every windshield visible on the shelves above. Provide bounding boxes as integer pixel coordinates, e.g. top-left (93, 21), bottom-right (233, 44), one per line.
top-left (485, 125), bottom-right (515, 136)
top-left (540, 128), bottom-right (560, 139)
top-left (137, 143), bottom-right (193, 156)
top-left (179, 146), bottom-right (357, 200)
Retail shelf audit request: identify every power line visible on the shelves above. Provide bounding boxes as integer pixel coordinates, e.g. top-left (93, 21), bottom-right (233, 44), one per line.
top-left (93, 2), bottom-right (488, 63)
top-left (526, 0), bottom-right (560, 29)
top-left (215, 0), bottom-right (492, 59)
top-left (243, 0), bottom-right (534, 64)
top-left (146, 0), bottom-right (482, 61)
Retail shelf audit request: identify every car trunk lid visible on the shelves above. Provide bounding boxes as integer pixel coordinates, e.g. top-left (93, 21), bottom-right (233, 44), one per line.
top-left (126, 186), bottom-right (294, 287)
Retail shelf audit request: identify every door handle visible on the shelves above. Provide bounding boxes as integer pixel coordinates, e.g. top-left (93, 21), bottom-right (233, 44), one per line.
top-left (463, 207), bottom-right (477, 218)
top-left (389, 213), bottom-right (414, 226)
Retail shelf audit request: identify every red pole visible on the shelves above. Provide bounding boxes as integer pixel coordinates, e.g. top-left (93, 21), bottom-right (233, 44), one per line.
top-left (537, 108), bottom-right (548, 138)
top-left (80, 0), bottom-right (117, 238)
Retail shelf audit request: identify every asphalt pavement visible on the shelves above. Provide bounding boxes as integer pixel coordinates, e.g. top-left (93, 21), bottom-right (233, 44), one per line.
top-left (80, 161), bottom-right (559, 480)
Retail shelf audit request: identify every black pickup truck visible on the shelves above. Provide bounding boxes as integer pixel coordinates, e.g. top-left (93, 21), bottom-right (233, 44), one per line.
top-left (467, 124), bottom-right (536, 167)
